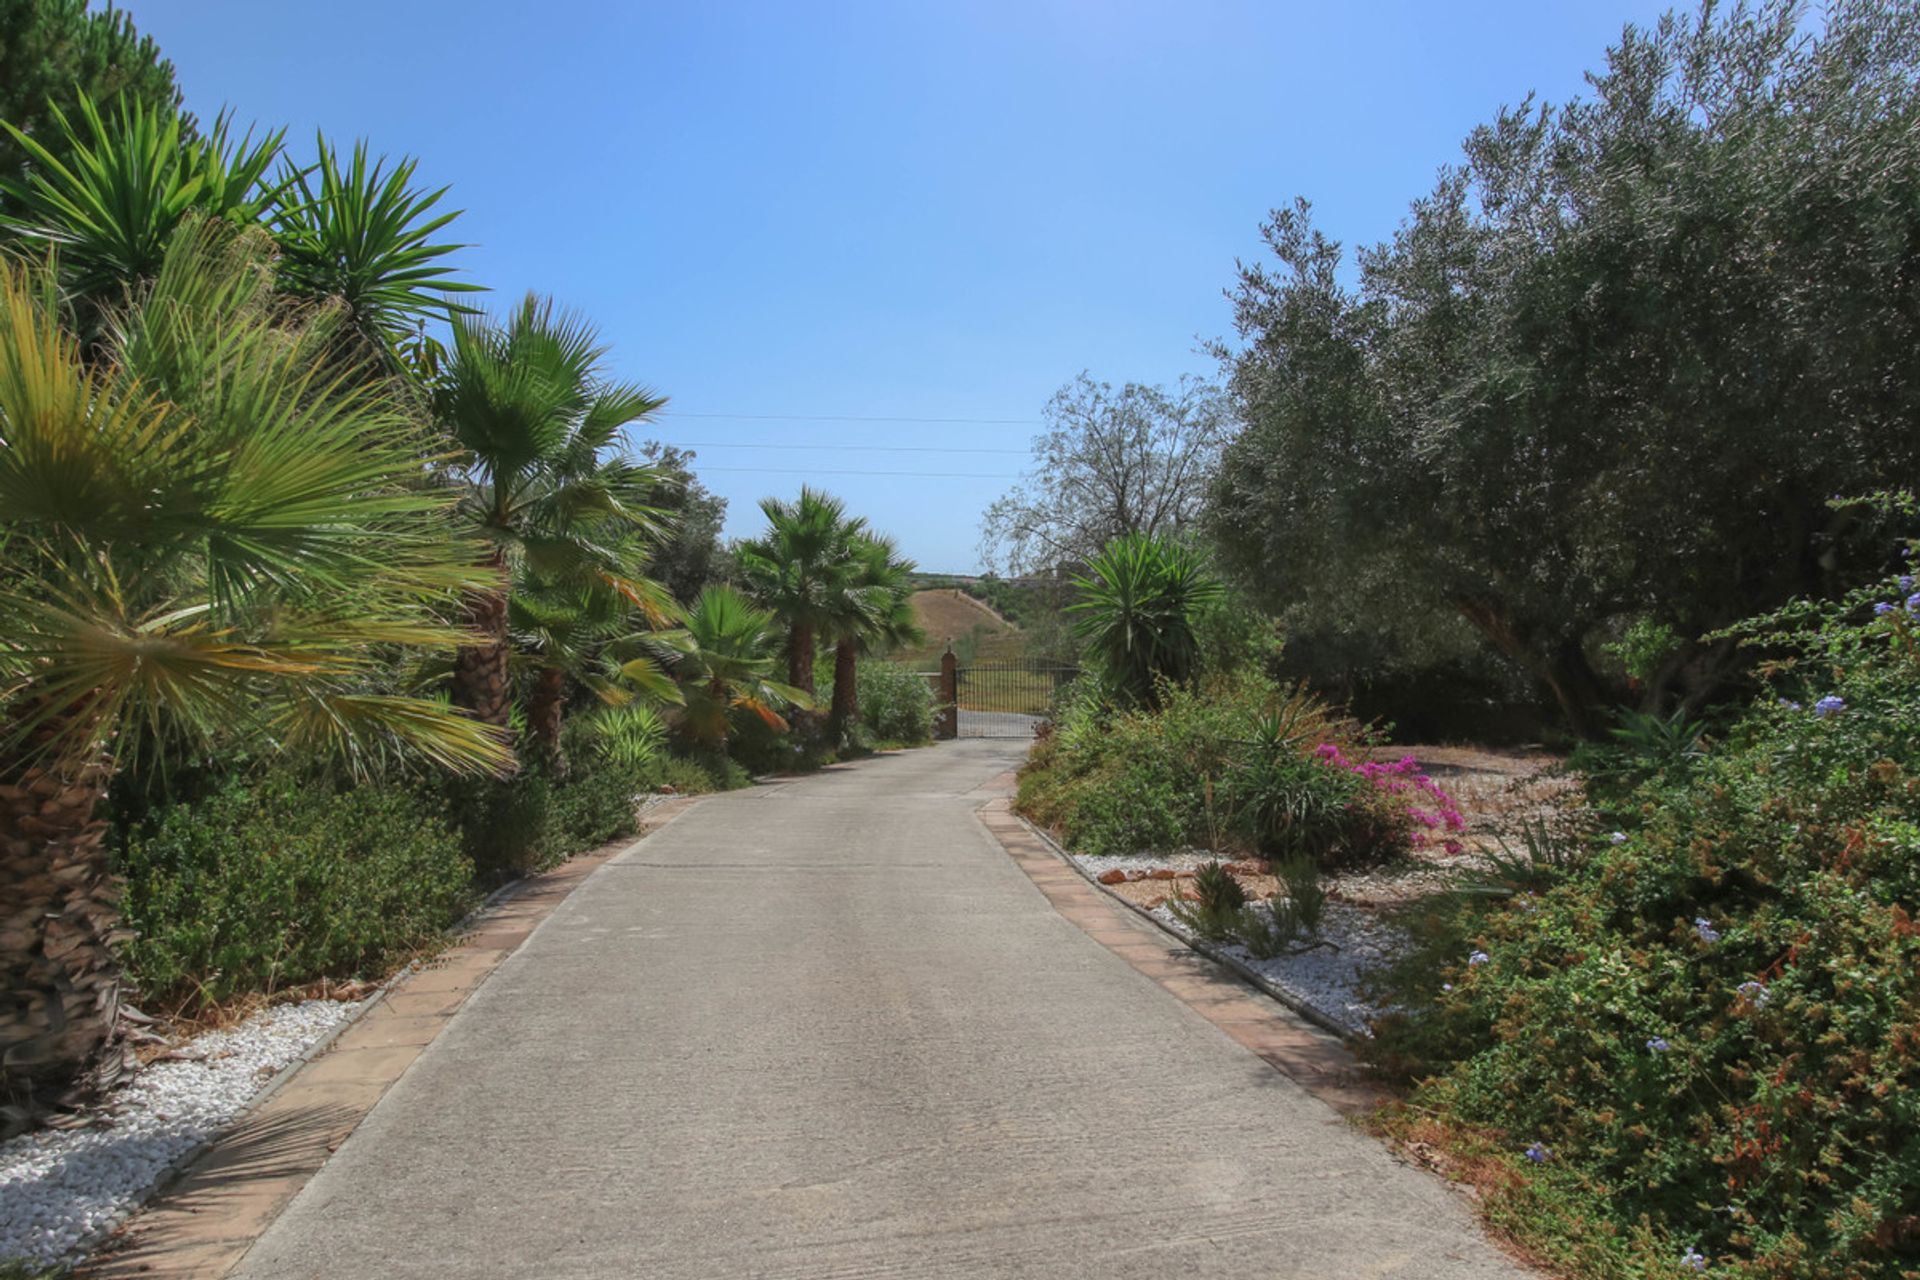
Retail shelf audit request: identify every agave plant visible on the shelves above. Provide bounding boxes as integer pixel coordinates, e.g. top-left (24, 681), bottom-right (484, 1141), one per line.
top-left (1068, 532), bottom-right (1224, 707)
top-left (0, 93), bottom-right (286, 321)
top-left (0, 220), bottom-right (508, 1119)
top-left (269, 136), bottom-right (483, 365)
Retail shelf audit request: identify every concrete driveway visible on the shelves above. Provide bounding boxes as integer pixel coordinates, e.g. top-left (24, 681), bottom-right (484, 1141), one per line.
top-left (233, 740), bottom-right (1526, 1279)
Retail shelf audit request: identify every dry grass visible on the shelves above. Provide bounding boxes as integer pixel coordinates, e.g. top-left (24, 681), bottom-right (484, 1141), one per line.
top-left (895, 589), bottom-right (1035, 666)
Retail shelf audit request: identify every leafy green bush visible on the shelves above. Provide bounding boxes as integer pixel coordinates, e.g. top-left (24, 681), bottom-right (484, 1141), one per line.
top-left (1166, 860), bottom-right (1247, 941)
top-left (1363, 539), bottom-right (1920, 1278)
top-left (442, 767), bottom-right (557, 882)
top-left (853, 660), bottom-right (935, 745)
top-left (1068, 533), bottom-right (1223, 707)
top-left (1018, 672), bottom-right (1428, 864)
top-left (116, 773), bottom-right (474, 1009)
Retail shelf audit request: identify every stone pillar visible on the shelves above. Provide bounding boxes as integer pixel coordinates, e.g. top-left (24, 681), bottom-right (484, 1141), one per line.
top-left (936, 644), bottom-right (958, 740)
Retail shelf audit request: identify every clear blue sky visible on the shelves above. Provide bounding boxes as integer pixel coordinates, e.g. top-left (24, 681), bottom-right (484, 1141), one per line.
top-left (120, 0), bottom-right (1672, 572)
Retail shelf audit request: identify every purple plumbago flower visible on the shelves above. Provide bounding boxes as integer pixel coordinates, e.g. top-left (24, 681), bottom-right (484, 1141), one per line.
top-left (1908, 592), bottom-right (1920, 612)
top-left (1468, 950), bottom-right (1490, 967)
top-left (1646, 1036), bottom-right (1672, 1054)
top-left (1442, 983), bottom-right (1453, 993)
top-left (1876, 602), bottom-right (1898, 616)
top-left (1779, 699), bottom-right (1802, 711)
top-left (1694, 917), bottom-right (1721, 943)
top-left (1901, 575), bottom-right (1916, 591)
top-left (1525, 1142), bottom-right (1551, 1163)
top-left (1813, 696), bottom-right (1845, 718)
top-left (1737, 980), bottom-right (1770, 1009)
top-left (1681, 1245), bottom-right (1708, 1271)
top-left (1610, 831), bottom-right (1629, 845)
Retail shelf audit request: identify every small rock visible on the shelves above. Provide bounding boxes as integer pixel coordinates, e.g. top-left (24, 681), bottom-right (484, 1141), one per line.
top-left (1096, 869), bottom-right (1128, 885)
top-left (1148, 868), bottom-right (1178, 881)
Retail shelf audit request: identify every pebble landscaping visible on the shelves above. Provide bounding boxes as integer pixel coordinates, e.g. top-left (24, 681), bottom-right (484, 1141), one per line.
top-left (0, 998), bottom-right (360, 1269)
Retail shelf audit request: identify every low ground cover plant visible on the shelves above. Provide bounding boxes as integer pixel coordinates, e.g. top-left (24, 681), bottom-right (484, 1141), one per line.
top-left (1361, 528), bottom-right (1920, 1279)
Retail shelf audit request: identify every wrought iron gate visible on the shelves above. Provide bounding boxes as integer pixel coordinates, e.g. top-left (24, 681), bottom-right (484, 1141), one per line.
top-left (929, 658), bottom-right (1078, 738)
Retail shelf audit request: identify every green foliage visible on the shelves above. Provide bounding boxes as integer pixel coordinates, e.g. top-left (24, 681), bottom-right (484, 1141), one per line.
top-left (1363, 539), bottom-right (1920, 1278)
top-left (0, 94), bottom-right (286, 317)
top-left (817, 659), bottom-right (934, 746)
top-left (647, 585), bottom-right (810, 755)
top-left (1603, 618), bottom-right (1681, 685)
top-left (638, 443), bottom-right (729, 604)
top-left (1569, 707), bottom-right (1711, 804)
top-left (1166, 860), bottom-right (1247, 942)
top-left (0, 0), bottom-right (182, 187)
top-left (115, 772), bottom-right (473, 1009)
top-left (0, 219), bottom-right (509, 778)
top-left (583, 703), bottom-right (667, 777)
top-left (1068, 533), bottom-right (1224, 708)
top-left (1209, 0), bottom-right (1920, 732)
top-left (270, 136), bottom-right (482, 361)
top-left (1018, 673), bottom-right (1396, 864)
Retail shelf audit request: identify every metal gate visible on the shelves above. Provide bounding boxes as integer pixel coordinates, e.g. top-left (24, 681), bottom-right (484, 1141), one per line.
top-left (949, 659), bottom-right (1078, 738)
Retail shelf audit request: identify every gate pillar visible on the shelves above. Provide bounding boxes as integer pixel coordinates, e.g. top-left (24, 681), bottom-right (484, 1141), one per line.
top-left (936, 644), bottom-right (958, 740)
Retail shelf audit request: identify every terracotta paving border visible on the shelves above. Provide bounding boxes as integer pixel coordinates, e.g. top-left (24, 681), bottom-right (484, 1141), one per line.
top-left (80, 797), bottom-right (700, 1280)
top-left (975, 796), bottom-right (1391, 1118)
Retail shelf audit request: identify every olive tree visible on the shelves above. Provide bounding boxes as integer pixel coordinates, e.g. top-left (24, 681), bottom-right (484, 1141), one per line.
top-left (1210, 0), bottom-right (1920, 733)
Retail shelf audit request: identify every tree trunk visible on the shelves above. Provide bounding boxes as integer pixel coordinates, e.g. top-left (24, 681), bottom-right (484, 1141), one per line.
top-left (528, 665), bottom-right (568, 775)
top-left (787, 622), bottom-right (815, 693)
top-left (453, 549), bottom-right (512, 730)
top-left (829, 641), bottom-right (859, 745)
top-left (0, 738), bottom-right (129, 1130)
top-left (1452, 592), bottom-right (1611, 738)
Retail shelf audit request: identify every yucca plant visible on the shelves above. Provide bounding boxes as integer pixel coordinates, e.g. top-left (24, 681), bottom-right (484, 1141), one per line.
top-left (1068, 533), bottom-right (1224, 707)
top-left (0, 220), bottom-right (508, 1122)
top-left (432, 295), bottom-right (669, 734)
top-left (1166, 859), bottom-right (1248, 942)
top-left (0, 93), bottom-right (286, 322)
top-left (270, 136), bottom-right (483, 365)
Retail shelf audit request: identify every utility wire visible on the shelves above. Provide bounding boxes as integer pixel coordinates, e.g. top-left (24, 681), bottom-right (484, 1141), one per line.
top-left (649, 440), bottom-right (1029, 455)
top-left (695, 466), bottom-right (1020, 478)
top-left (656, 411), bottom-right (1041, 425)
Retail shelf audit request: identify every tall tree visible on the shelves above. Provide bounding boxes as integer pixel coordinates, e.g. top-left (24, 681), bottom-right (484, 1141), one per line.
top-left (0, 221), bottom-right (507, 1118)
top-left (1210, 0), bottom-right (1920, 732)
top-left (826, 535), bottom-right (923, 746)
top-left (432, 296), bottom-right (668, 737)
top-left (637, 442), bottom-right (728, 604)
top-left (735, 487), bottom-right (867, 697)
top-left (0, 0), bottom-right (182, 187)
top-left (981, 373), bottom-right (1229, 574)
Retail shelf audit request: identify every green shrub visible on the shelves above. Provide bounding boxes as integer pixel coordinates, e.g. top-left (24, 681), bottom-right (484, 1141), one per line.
top-left (116, 773), bottom-right (474, 1009)
top-left (1018, 672), bottom-right (1420, 865)
top-left (442, 766), bottom-right (556, 882)
top-left (1068, 533), bottom-right (1224, 707)
top-left (1166, 860), bottom-right (1247, 941)
top-left (1362, 539), bottom-right (1920, 1279)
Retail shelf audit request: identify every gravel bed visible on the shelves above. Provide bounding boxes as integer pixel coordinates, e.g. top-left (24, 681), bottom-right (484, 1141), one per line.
top-left (1070, 849), bottom-right (1223, 879)
top-left (1147, 900), bottom-right (1408, 1037)
top-left (0, 998), bottom-right (360, 1268)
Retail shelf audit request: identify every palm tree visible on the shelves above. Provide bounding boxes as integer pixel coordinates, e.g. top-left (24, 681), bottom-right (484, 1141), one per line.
top-left (735, 487), bottom-right (867, 702)
top-left (431, 296), bottom-right (668, 735)
top-left (826, 536), bottom-right (923, 746)
top-left (1069, 533), bottom-right (1224, 708)
top-left (645, 587), bottom-right (810, 758)
top-left (0, 220), bottom-right (508, 1118)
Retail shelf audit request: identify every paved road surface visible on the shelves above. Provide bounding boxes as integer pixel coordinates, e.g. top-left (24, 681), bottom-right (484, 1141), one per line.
top-left (236, 740), bottom-right (1524, 1279)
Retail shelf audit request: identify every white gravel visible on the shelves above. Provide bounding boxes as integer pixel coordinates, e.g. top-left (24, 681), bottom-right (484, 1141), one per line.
top-left (1147, 900), bottom-right (1407, 1037)
top-left (0, 998), bottom-right (360, 1268)
top-left (1070, 849), bottom-right (1224, 879)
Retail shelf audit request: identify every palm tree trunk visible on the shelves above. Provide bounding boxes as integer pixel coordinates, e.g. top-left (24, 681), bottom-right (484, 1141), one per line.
top-left (829, 641), bottom-right (859, 745)
top-left (528, 665), bottom-right (569, 775)
top-left (788, 623), bottom-right (815, 693)
top-left (0, 735), bottom-right (129, 1129)
top-left (453, 549), bottom-right (512, 729)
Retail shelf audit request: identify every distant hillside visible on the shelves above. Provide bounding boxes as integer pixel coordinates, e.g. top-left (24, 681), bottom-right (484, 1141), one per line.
top-left (894, 590), bottom-right (1027, 665)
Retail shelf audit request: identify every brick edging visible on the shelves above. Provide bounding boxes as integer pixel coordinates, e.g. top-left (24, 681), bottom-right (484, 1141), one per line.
top-left (975, 796), bottom-right (1389, 1118)
top-left (81, 796), bottom-right (701, 1280)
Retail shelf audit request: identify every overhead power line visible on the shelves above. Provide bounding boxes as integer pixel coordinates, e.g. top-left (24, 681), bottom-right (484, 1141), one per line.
top-left (651, 441), bottom-right (1028, 455)
top-left (656, 411), bottom-right (1041, 425)
top-left (695, 466), bottom-right (1020, 479)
